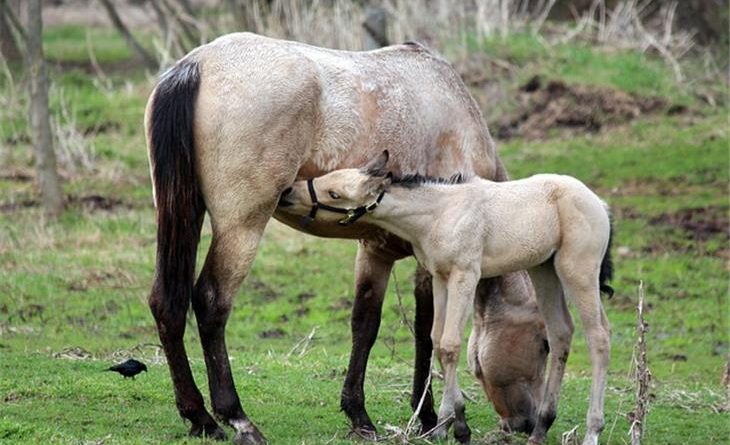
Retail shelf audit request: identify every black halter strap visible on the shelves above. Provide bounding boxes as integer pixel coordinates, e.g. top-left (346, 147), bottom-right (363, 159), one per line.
top-left (302, 178), bottom-right (385, 226)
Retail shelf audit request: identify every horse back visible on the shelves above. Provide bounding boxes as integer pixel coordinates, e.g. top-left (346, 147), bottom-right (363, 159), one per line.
top-left (187, 33), bottom-right (498, 188)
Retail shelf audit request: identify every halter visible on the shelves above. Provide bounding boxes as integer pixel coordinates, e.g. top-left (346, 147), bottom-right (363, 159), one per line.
top-left (302, 178), bottom-right (385, 226)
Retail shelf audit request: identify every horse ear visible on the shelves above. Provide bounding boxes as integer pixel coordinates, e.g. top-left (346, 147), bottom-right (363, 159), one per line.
top-left (363, 150), bottom-right (390, 176)
top-left (364, 170), bottom-right (392, 196)
top-left (382, 171), bottom-right (392, 190)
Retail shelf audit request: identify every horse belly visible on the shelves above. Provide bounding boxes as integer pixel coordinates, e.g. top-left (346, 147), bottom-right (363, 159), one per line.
top-left (480, 216), bottom-right (560, 277)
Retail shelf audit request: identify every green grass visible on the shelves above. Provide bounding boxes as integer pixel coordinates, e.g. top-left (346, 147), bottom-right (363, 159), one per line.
top-left (472, 32), bottom-right (692, 101)
top-left (43, 25), bottom-right (152, 64)
top-left (1, 24), bottom-right (728, 445)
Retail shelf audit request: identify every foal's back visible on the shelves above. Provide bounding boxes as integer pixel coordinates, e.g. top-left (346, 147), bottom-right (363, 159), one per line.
top-left (465, 174), bottom-right (608, 277)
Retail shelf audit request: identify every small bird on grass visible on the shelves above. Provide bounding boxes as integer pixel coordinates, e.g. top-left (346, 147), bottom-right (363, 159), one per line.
top-left (106, 358), bottom-right (147, 379)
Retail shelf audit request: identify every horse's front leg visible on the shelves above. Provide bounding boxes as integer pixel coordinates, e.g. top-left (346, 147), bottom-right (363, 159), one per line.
top-left (433, 268), bottom-right (479, 444)
top-left (411, 267), bottom-right (439, 433)
top-left (340, 242), bottom-right (394, 438)
top-left (192, 214), bottom-right (272, 445)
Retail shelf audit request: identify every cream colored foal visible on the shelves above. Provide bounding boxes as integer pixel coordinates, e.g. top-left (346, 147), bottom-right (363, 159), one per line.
top-left (278, 151), bottom-right (613, 445)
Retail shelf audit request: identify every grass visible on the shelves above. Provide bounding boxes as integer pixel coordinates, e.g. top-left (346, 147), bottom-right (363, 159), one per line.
top-left (43, 25), bottom-right (154, 65)
top-left (471, 32), bottom-right (681, 96)
top-left (1, 22), bottom-right (728, 445)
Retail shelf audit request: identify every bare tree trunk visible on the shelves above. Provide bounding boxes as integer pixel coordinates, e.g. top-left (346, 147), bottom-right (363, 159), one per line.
top-left (26, 0), bottom-right (63, 218)
top-left (362, 5), bottom-right (388, 50)
top-left (0, 0), bottom-right (21, 62)
top-left (148, 0), bottom-right (169, 42)
top-left (160, 0), bottom-right (201, 51)
top-left (98, 0), bottom-right (157, 70)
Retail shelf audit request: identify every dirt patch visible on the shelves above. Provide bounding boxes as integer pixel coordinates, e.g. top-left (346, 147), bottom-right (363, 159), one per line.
top-left (649, 206), bottom-right (729, 241)
top-left (13, 304), bottom-right (45, 323)
top-left (72, 194), bottom-right (125, 211)
top-left (495, 76), bottom-right (668, 139)
top-left (245, 279), bottom-right (280, 302)
top-left (258, 328), bottom-right (286, 339)
top-left (0, 199), bottom-right (37, 213)
top-left (329, 297), bottom-right (352, 312)
top-left (0, 169), bottom-right (33, 182)
top-left (0, 194), bottom-right (130, 213)
top-left (296, 292), bottom-right (315, 303)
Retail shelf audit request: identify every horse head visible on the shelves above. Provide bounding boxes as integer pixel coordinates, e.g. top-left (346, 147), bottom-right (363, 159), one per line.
top-left (278, 151), bottom-right (392, 225)
top-left (467, 273), bottom-right (549, 435)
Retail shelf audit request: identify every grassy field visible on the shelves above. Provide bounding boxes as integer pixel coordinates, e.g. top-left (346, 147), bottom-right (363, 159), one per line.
top-left (1, 23), bottom-right (728, 445)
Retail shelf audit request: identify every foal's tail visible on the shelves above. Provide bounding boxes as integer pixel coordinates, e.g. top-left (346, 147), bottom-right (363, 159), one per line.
top-left (599, 216), bottom-right (614, 298)
top-left (147, 59), bottom-right (205, 321)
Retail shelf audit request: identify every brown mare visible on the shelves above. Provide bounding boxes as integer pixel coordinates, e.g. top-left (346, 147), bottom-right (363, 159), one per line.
top-left (145, 32), bottom-right (544, 444)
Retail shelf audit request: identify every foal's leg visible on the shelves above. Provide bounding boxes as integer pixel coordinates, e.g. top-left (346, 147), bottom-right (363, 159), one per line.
top-left (433, 269), bottom-right (479, 444)
top-left (411, 267), bottom-right (438, 433)
top-left (527, 264), bottom-right (574, 445)
top-left (192, 212), bottom-right (273, 445)
top-left (340, 242), bottom-right (394, 437)
top-left (555, 260), bottom-right (611, 445)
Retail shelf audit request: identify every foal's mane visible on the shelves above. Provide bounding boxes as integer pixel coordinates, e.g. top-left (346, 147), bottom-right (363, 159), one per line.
top-left (390, 172), bottom-right (467, 189)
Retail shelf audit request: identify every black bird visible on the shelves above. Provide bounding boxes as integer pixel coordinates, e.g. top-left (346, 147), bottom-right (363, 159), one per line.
top-left (106, 358), bottom-right (147, 379)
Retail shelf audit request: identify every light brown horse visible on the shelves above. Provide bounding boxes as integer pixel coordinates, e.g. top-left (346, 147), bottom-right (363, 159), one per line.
top-left (145, 32), bottom-right (545, 444)
top-left (277, 152), bottom-right (614, 445)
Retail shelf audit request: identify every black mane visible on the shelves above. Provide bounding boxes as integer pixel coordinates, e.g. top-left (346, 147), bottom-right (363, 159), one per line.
top-left (391, 172), bottom-right (467, 189)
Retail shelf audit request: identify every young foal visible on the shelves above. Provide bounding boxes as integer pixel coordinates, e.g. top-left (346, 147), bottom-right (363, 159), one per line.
top-left (278, 151), bottom-right (613, 445)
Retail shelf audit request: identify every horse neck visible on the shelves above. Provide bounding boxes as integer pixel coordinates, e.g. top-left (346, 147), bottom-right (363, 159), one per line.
top-left (368, 184), bottom-right (466, 244)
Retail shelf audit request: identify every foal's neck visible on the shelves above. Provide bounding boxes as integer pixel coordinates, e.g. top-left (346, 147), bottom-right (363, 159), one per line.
top-left (369, 183), bottom-right (469, 244)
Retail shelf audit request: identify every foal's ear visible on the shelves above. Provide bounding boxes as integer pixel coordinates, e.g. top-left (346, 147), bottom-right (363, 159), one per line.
top-left (364, 171), bottom-right (392, 196)
top-left (363, 150), bottom-right (390, 176)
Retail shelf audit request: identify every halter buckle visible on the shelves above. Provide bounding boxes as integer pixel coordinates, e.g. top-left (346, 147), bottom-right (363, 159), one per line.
top-left (338, 209), bottom-right (358, 226)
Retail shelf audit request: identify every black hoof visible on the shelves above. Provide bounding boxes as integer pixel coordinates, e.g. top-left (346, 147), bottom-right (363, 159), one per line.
top-left (189, 422), bottom-right (227, 440)
top-left (419, 416), bottom-right (438, 436)
top-left (347, 425), bottom-right (378, 441)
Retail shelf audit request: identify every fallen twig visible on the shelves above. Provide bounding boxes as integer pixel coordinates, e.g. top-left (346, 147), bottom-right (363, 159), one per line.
top-left (286, 325), bottom-right (318, 358)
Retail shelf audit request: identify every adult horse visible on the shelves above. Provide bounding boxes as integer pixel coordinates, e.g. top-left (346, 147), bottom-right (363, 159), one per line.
top-left (145, 32), bottom-right (541, 444)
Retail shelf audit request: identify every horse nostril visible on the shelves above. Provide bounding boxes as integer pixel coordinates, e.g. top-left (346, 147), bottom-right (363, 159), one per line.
top-left (282, 187), bottom-right (293, 196)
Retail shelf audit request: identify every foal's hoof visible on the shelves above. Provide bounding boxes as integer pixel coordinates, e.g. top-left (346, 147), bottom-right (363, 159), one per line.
top-left (454, 422), bottom-right (471, 444)
top-left (189, 422), bottom-right (227, 440)
top-left (347, 425), bottom-right (378, 441)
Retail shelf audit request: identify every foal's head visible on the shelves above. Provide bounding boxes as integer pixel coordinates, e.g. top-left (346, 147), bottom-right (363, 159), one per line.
top-left (279, 151), bottom-right (392, 225)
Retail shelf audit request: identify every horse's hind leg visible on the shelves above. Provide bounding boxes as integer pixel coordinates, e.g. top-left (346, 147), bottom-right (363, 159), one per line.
top-left (192, 215), bottom-right (272, 445)
top-left (554, 258), bottom-right (610, 445)
top-left (527, 263), bottom-right (574, 445)
top-left (340, 242), bottom-right (394, 438)
top-left (149, 211), bottom-right (225, 440)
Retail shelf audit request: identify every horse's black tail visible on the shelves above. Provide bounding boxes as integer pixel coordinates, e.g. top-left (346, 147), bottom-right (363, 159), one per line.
top-left (599, 217), bottom-right (614, 298)
top-left (147, 59), bottom-right (204, 322)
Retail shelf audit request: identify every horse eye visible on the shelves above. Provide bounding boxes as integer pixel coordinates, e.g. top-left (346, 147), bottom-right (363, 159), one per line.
top-left (328, 191), bottom-right (341, 199)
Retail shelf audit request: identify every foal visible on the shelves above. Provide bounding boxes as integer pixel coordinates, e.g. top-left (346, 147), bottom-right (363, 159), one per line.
top-left (278, 151), bottom-right (613, 445)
